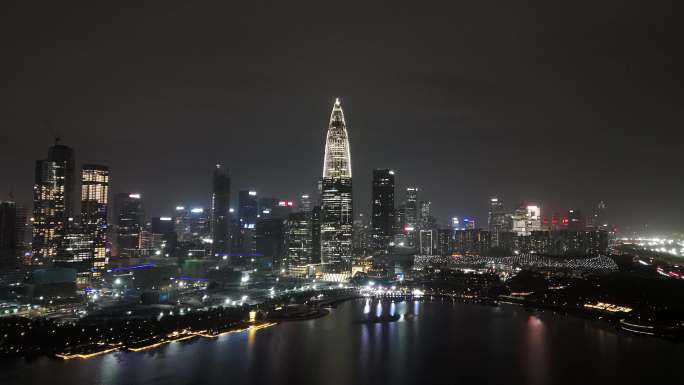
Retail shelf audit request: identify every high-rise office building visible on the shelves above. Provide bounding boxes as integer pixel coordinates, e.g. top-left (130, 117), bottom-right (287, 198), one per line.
top-left (437, 228), bottom-right (454, 256)
top-left (420, 200), bottom-right (432, 227)
top-left (567, 209), bottom-right (584, 231)
top-left (596, 201), bottom-right (607, 229)
top-left (236, 190), bottom-right (258, 255)
top-left (310, 205), bottom-right (321, 264)
top-left (404, 187), bottom-right (418, 230)
top-left (526, 204), bottom-right (542, 232)
top-left (31, 142), bottom-right (75, 264)
top-left (371, 169), bottom-right (394, 253)
top-left (56, 228), bottom-right (93, 265)
top-left (419, 229), bottom-right (435, 255)
top-left (488, 197), bottom-right (508, 247)
top-left (211, 164), bottom-right (231, 258)
top-left (256, 217), bottom-right (285, 267)
top-left (352, 213), bottom-right (370, 258)
top-left (174, 206), bottom-right (191, 242)
top-left (487, 197), bottom-right (503, 227)
top-left (320, 98), bottom-right (353, 272)
top-left (0, 201), bottom-right (17, 266)
top-left (47, 141), bottom-right (76, 221)
top-left (81, 164), bottom-right (109, 271)
top-left (32, 160), bottom-right (60, 263)
top-left (189, 207), bottom-right (210, 241)
top-left (404, 187), bottom-right (418, 247)
top-left (395, 203), bottom-right (407, 234)
top-left (151, 216), bottom-right (177, 256)
top-left (14, 203), bottom-right (28, 263)
top-left (138, 230), bottom-right (162, 252)
top-left (285, 212), bottom-right (312, 276)
top-left (114, 193), bottom-right (144, 257)
top-left (511, 205), bottom-right (529, 235)
top-left (299, 194), bottom-right (313, 214)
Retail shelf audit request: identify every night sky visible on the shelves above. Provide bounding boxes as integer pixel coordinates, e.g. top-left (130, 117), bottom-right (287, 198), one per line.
top-left (1, 1), bottom-right (682, 233)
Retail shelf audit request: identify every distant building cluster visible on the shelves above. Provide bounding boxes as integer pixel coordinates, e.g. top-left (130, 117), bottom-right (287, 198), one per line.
top-left (414, 254), bottom-right (618, 274)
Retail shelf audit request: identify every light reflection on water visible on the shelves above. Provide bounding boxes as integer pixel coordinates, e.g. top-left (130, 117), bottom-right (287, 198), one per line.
top-left (2, 300), bottom-right (683, 385)
top-left (525, 314), bottom-right (547, 385)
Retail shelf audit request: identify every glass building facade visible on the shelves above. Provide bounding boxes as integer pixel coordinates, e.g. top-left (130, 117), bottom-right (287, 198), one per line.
top-left (371, 168), bottom-right (394, 253)
top-left (321, 98), bottom-right (353, 272)
top-left (211, 164), bottom-right (231, 258)
top-left (81, 164), bottom-right (109, 271)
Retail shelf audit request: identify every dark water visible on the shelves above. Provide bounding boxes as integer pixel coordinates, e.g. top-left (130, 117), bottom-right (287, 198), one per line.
top-left (1, 299), bottom-right (682, 385)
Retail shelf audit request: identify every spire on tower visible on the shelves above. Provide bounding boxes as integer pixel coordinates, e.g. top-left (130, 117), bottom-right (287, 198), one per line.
top-left (323, 98), bottom-right (352, 179)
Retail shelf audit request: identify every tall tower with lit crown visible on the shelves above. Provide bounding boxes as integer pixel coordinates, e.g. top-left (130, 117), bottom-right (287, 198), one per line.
top-left (320, 98), bottom-right (353, 272)
top-left (323, 98), bottom-right (352, 179)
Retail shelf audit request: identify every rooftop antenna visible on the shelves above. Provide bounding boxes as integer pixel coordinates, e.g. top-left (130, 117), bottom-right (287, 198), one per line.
top-left (44, 120), bottom-right (60, 144)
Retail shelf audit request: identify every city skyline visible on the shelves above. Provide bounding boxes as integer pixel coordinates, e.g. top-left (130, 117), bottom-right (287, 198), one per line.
top-left (0, 114), bottom-right (676, 235)
top-left (0, 114), bottom-right (677, 235)
top-left (1, 3), bottom-right (683, 384)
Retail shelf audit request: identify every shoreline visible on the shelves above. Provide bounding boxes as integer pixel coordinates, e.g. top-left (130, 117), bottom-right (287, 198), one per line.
top-left (4, 291), bottom-right (682, 362)
top-left (54, 321), bottom-right (279, 360)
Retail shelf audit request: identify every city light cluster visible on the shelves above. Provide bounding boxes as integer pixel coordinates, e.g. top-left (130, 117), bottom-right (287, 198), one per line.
top-left (584, 302), bottom-right (632, 313)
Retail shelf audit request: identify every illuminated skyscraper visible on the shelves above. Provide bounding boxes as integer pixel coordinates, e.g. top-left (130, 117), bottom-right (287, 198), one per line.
top-left (81, 164), bottom-right (109, 271)
top-left (371, 169), bottom-right (394, 253)
top-left (211, 164), bottom-right (231, 258)
top-left (321, 98), bottom-right (353, 272)
top-left (404, 187), bottom-right (418, 229)
top-left (322, 98), bottom-right (352, 180)
top-left (32, 160), bottom-right (60, 263)
top-left (299, 194), bottom-right (313, 213)
top-left (151, 216), bottom-right (177, 255)
top-left (526, 204), bottom-right (542, 232)
top-left (310, 205), bottom-right (321, 264)
top-left (174, 206), bottom-right (190, 242)
top-left (31, 141), bottom-right (75, 264)
top-left (488, 197), bottom-right (507, 246)
top-left (189, 207), bottom-right (210, 241)
top-left (404, 187), bottom-right (418, 247)
top-left (419, 200), bottom-right (431, 227)
top-left (236, 190), bottom-right (258, 254)
top-left (285, 212), bottom-right (312, 276)
top-left (114, 193), bottom-right (144, 257)
top-left (352, 213), bottom-right (370, 257)
top-left (567, 209), bottom-right (584, 231)
top-left (419, 229), bottom-right (434, 255)
top-left (48, 142), bottom-right (76, 221)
